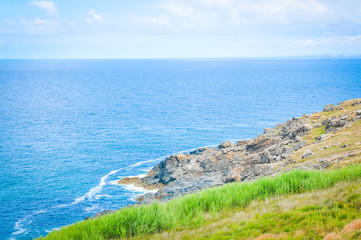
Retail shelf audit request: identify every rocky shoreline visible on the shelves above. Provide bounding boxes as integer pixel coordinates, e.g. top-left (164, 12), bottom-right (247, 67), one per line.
top-left (90, 99), bottom-right (361, 219)
top-left (117, 100), bottom-right (361, 205)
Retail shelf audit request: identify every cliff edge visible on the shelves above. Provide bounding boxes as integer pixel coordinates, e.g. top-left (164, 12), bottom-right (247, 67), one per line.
top-left (119, 98), bottom-right (361, 204)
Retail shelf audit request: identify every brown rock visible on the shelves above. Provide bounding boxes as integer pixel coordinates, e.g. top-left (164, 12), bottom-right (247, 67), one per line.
top-left (246, 135), bottom-right (274, 152)
top-left (118, 177), bottom-right (163, 190)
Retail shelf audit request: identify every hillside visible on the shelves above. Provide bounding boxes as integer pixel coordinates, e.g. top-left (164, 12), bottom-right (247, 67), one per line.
top-left (129, 178), bottom-right (361, 240)
top-left (119, 98), bottom-right (361, 204)
top-left (39, 98), bottom-right (361, 239)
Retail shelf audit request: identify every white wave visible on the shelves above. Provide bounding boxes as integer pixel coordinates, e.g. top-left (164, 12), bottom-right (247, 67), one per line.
top-left (53, 204), bottom-right (69, 209)
top-left (72, 172), bottom-right (114, 204)
top-left (12, 217), bottom-right (31, 236)
top-left (12, 209), bottom-right (47, 236)
top-left (109, 180), bottom-right (120, 185)
top-left (68, 145), bottom-right (217, 206)
top-left (135, 173), bottom-right (147, 178)
top-left (122, 184), bottom-right (159, 194)
top-left (70, 157), bottom-right (163, 205)
top-left (84, 205), bottom-right (99, 212)
top-left (94, 194), bottom-right (111, 200)
top-left (34, 210), bottom-right (47, 214)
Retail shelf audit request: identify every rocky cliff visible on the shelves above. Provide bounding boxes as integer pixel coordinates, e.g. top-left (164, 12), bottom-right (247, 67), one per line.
top-left (118, 99), bottom-right (361, 204)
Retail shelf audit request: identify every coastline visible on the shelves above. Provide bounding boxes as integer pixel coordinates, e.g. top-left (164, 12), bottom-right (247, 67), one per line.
top-left (36, 98), bottom-right (361, 240)
top-left (96, 98), bottom-right (361, 215)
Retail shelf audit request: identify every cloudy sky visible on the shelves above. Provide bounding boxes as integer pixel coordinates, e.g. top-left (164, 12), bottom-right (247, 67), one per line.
top-left (1, 0), bottom-right (361, 58)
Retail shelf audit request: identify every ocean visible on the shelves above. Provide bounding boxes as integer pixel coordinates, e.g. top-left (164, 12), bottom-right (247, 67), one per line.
top-left (0, 59), bottom-right (360, 239)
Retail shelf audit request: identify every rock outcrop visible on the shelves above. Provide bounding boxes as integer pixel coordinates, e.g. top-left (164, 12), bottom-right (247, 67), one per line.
top-left (119, 116), bottom-right (312, 203)
top-left (117, 99), bottom-right (361, 205)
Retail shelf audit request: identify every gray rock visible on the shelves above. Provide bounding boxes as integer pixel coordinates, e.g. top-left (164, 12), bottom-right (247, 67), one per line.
top-left (218, 141), bottom-right (233, 149)
top-left (136, 193), bottom-right (156, 204)
top-left (279, 118), bottom-right (312, 139)
top-left (293, 141), bottom-right (306, 151)
top-left (325, 117), bottom-right (346, 131)
top-left (280, 146), bottom-right (294, 159)
top-left (322, 117), bottom-right (335, 126)
top-left (263, 128), bottom-right (274, 135)
top-left (302, 149), bottom-right (313, 159)
top-left (324, 104), bottom-right (336, 112)
top-left (258, 151), bottom-right (272, 164)
top-left (93, 210), bottom-right (114, 219)
top-left (351, 101), bottom-right (361, 106)
top-left (189, 148), bottom-right (208, 155)
top-left (340, 115), bottom-right (349, 121)
top-left (315, 134), bottom-right (327, 142)
top-left (222, 169), bottom-right (242, 183)
top-left (303, 114), bottom-right (311, 118)
top-left (236, 140), bottom-right (248, 146)
top-left (246, 135), bottom-right (275, 152)
top-left (294, 135), bottom-right (303, 142)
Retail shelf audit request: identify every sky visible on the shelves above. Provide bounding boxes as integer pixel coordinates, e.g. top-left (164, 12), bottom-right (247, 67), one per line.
top-left (0, 0), bottom-right (361, 59)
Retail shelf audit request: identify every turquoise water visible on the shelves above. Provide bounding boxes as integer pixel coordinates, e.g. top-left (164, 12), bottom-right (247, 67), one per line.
top-left (0, 59), bottom-right (360, 239)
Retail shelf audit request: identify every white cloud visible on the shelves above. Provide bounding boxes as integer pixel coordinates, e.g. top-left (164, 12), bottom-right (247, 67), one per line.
top-left (294, 35), bottom-right (361, 46)
top-left (130, 14), bottom-right (169, 27)
top-left (29, 1), bottom-right (57, 14)
top-left (191, 0), bottom-right (329, 24)
top-left (86, 10), bottom-right (103, 24)
top-left (20, 18), bottom-right (59, 34)
top-left (157, 2), bottom-right (195, 17)
top-left (126, 0), bottom-right (331, 34)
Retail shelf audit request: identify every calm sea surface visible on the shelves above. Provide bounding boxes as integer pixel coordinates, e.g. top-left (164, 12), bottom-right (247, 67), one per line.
top-left (0, 59), bottom-right (360, 239)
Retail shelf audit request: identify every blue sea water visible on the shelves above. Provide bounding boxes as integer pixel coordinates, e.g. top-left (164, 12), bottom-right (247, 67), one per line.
top-left (0, 59), bottom-right (360, 239)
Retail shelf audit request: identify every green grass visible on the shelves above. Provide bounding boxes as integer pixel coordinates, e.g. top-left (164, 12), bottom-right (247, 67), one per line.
top-left (303, 125), bottom-right (325, 143)
top-left (184, 181), bottom-right (361, 240)
top-left (196, 196), bottom-right (361, 240)
top-left (39, 164), bottom-right (361, 240)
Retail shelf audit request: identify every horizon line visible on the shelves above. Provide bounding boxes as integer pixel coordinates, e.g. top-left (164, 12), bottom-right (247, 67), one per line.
top-left (1, 54), bottom-right (361, 61)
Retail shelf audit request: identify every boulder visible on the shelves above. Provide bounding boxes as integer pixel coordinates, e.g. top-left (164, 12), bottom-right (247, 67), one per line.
top-left (236, 140), bottom-right (248, 146)
top-left (246, 135), bottom-right (274, 152)
top-left (263, 128), bottom-right (274, 135)
top-left (279, 118), bottom-right (312, 139)
top-left (222, 168), bottom-right (242, 183)
top-left (302, 149), bottom-right (313, 159)
top-left (280, 146), bottom-right (294, 159)
top-left (351, 101), bottom-right (361, 106)
top-left (325, 117), bottom-right (346, 131)
top-left (189, 147), bottom-right (208, 155)
top-left (324, 104), bottom-right (336, 112)
top-left (218, 141), bottom-right (233, 149)
top-left (293, 141), bottom-right (306, 151)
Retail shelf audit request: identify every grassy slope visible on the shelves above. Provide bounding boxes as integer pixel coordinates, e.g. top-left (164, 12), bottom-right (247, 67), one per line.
top-left (39, 99), bottom-right (361, 240)
top-left (130, 178), bottom-right (361, 240)
top-left (290, 99), bottom-right (361, 167)
top-left (40, 165), bottom-right (361, 240)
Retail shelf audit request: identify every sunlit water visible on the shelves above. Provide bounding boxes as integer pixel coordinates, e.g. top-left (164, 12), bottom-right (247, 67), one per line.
top-left (0, 59), bottom-right (360, 239)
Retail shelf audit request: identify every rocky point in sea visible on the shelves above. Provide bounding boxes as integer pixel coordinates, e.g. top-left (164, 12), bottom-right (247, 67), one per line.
top-left (116, 99), bottom-right (361, 205)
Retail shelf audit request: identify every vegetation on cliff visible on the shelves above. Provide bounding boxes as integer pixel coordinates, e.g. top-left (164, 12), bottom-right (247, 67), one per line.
top-left (131, 177), bottom-right (361, 240)
top-left (39, 164), bottom-right (361, 239)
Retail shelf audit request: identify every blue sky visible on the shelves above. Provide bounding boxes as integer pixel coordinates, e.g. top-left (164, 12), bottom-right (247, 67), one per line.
top-left (1, 0), bottom-right (361, 58)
